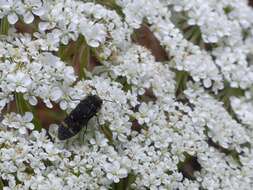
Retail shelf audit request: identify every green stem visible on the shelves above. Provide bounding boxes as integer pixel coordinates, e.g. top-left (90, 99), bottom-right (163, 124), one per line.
top-left (15, 93), bottom-right (25, 115)
top-left (79, 40), bottom-right (90, 79)
top-left (100, 124), bottom-right (113, 144)
top-left (0, 17), bottom-right (9, 35)
top-left (0, 178), bottom-right (4, 190)
top-left (175, 70), bottom-right (189, 97)
top-left (58, 44), bottom-right (67, 60)
top-left (111, 173), bottom-right (136, 190)
top-left (112, 181), bottom-right (125, 190)
top-left (15, 93), bottom-right (42, 131)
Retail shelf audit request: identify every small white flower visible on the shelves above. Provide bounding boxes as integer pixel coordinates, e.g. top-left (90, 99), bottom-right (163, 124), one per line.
top-left (23, 0), bottom-right (45, 24)
top-left (79, 21), bottom-right (107, 47)
top-left (50, 87), bottom-right (63, 102)
top-left (23, 112), bottom-right (33, 122)
top-left (0, 0), bottom-right (24, 24)
top-left (104, 161), bottom-right (128, 183)
top-left (6, 71), bottom-right (32, 93)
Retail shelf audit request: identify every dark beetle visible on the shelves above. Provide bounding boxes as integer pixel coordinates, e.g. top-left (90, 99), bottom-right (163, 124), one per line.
top-left (58, 94), bottom-right (103, 140)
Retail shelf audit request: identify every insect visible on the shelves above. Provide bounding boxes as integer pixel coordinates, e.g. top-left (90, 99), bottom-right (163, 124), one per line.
top-left (58, 94), bottom-right (103, 140)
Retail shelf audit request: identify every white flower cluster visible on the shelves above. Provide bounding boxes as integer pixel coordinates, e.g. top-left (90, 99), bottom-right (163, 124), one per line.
top-left (118, 0), bottom-right (224, 91)
top-left (161, 0), bottom-right (253, 43)
top-left (0, 0), bottom-right (131, 56)
top-left (119, 0), bottom-right (253, 92)
top-left (0, 112), bottom-right (127, 189)
top-left (0, 33), bottom-right (76, 110)
top-left (184, 83), bottom-right (250, 151)
top-left (110, 45), bottom-right (175, 99)
top-left (230, 96), bottom-right (253, 128)
top-left (0, 0), bottom-right (253, 189)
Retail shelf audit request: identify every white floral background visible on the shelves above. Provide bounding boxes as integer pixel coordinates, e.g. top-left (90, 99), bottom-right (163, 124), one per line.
top-left (0, 0), bottom-right (253, 189)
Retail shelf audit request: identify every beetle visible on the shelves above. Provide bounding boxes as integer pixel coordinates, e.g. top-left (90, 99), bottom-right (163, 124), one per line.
top-left (58, 94), bottom-right (103, 140)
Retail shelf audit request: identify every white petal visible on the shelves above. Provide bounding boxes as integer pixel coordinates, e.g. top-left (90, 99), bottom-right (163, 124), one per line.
top-left (60, 100), bottom-right (68, 110)
top-left (7, 13), bottom-right (19, 24)
top-left (113, 177), bottom-right (120, 183)
top-left (26, 123), bottom-right (34, 130)
top-left (0, 99), bottom-right (7, 107)
top-left (50, 87), bottom-right (63, 101)
top-left (208, 35), bottom-right (218, 43)
top-left (19, 127), bottom-right (27, 135)
top-left (44, 99), bottom-right (53, 108)
top-left (33, 7), bottom-right (45, 16)
top-left (203, 78), bottom-right (212, 88)
top-left (89, 138), bottom-right (96, 145)
top-left (23, 112), bottom-right (33, 122)
top-left (28, 96), bottom-right (38, 106)
top-left (23, 77), bottom-right (32, 87)
top-left (106, 173), bottom-right (114, 180)
top-left (16, 86), bottom-right (27, 93)
top-left (23, 12), bottom-right (34, 24)
top-left (118, 168), bottom-right (128, 178)
top-left (38, 22), bottom-right (49, 31)
top-left (87, 40), bottom-right (99, 48)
